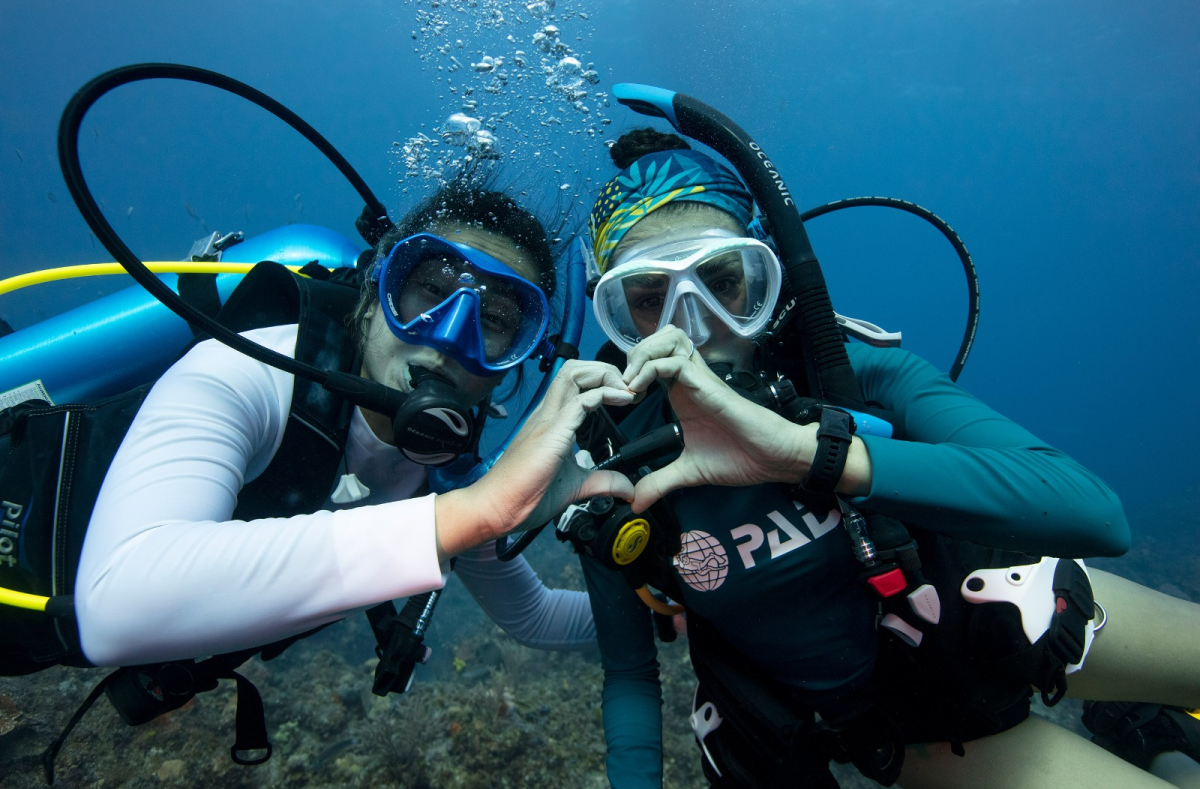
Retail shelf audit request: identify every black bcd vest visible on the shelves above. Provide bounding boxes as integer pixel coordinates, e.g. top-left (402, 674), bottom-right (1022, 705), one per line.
top-left (0, 261), bottom-right (361, 674)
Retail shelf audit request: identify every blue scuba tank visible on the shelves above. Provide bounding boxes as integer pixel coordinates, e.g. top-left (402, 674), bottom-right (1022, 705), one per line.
top-left (0, 224), bottom-right (364, 405)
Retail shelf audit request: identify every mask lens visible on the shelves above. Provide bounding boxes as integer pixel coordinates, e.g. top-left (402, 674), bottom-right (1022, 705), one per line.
top-left (591, 233), bottom-right (782, 353)
top-left (618, 271), bottom-right (671, 338)
top-left (395, 253), bottom-right (465, 320)
top-left (394, 255), bottom-right (527, 364)
top-left (695, 247), bottom-right (773, 327)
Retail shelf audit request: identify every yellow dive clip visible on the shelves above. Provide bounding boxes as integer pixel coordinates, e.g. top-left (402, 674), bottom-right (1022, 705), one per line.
top-left (611, 518), bottom-right (651, 566)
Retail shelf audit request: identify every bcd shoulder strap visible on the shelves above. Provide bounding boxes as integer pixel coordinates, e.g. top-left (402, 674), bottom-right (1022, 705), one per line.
top-left (224, 262), bottom-right (362, 520)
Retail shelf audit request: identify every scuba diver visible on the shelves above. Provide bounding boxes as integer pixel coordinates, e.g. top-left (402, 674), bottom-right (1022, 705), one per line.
top-left (1, 174), bottom-right (636, 781)
top-left (566, 116), bottom-right (1200, 789)
top-left (73, 178), bottom-right (626, 667)
top-left (0, 63), bottom-right (635, 781)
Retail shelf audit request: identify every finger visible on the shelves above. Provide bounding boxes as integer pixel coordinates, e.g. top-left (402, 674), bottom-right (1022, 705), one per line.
top-left (549, 360), bottom-right (629, 403)
top-left (630, 461), bottom-right (694, 513)
top-left (566, 360), bottom-right (627, 391)
top-left (624, 326), bottom-right (692, 385)
top-left (576, 386), bottom-right (637, 413)
top-left (538, 361), bottom-right (629, 415)
top-left (626, 355), bottom-right (688, 393)
top-left (578, 469), bottom-right (635, 503)
top-left (623, 329), bottom-right (687, 383)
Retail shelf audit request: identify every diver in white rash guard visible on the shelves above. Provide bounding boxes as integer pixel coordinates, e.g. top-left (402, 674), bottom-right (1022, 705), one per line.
top-left (74, 181), bottom-right (634, 666)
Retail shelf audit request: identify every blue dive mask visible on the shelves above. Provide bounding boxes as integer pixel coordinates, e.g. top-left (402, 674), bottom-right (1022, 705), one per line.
top-left (374, 233), bottom-right (550, 377)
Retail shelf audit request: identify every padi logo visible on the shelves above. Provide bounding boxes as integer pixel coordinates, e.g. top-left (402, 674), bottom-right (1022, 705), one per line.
top-left (1, 500), bottom-right (26, 569)
top-left (729, 501), bottom-right (840, 570)
top-left (747, 141), bottom-right (794, 207)
top-left (674, 500), bottom-right (841, 593)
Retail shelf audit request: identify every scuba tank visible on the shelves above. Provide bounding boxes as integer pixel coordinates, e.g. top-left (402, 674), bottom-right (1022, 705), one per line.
top-left (0, 224), bottom-right (364, 405)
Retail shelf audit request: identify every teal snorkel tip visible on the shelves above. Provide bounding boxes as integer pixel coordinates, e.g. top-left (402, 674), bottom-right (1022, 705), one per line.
top-left (612, 84), bottom-right (680, 130)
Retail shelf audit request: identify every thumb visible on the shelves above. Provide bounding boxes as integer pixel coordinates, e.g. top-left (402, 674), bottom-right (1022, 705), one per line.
top-left (631, 461), bottom-right (692, 513)
top-left (578, 469), bottom-right (635, 503)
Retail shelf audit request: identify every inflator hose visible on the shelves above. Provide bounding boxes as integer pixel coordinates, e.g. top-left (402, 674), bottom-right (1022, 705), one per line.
top-left (57, 63), bottom-right (403, 417)
top-left (799, 197), bottom-right (980, 382)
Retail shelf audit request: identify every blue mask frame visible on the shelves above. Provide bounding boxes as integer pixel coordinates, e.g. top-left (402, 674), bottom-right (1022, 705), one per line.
top-left (374, 232), bottom-right (550, 377)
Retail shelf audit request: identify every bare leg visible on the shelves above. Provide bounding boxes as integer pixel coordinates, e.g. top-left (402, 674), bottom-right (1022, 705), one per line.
top-left (1150, 753), bottom-right (1200, 789)
top-left (1067, 568), bottom-right (1200, 705)
top-left (898, 715), bottom-right (1177, 789)
top-left (1069, 568), bottom-right (1200, 786)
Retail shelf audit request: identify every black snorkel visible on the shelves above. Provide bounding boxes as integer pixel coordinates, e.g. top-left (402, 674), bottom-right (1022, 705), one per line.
top-left (58, 63), bottom-right (480, 463)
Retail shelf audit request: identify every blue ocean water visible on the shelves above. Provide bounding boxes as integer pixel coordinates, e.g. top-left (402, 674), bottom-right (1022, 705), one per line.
top-left (0, 1), bottom-right (1196, 528)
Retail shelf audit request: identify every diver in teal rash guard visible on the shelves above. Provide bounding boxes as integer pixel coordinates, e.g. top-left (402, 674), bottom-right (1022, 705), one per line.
top-left (575, 128), bottom-right (1200, 789)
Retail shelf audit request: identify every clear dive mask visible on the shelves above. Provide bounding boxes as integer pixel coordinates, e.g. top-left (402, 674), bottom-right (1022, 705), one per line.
top-left (374, 233), bottom-right (549, 377)
top-left (588, 228), bottom-right (782, 353)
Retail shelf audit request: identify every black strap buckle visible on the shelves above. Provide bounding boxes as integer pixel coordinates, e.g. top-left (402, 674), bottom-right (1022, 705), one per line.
top-left (539, 334), bottom-right (580, 372)
top-left (356, 205), bottom-right (394, 247)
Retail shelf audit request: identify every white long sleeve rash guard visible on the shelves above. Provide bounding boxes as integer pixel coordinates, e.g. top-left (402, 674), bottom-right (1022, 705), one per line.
top-left (75, 325), bottom-right (594, 666)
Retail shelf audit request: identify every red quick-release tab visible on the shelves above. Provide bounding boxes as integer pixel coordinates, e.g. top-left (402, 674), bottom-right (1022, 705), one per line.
top-left (867, 568), bottom-right (908, 598)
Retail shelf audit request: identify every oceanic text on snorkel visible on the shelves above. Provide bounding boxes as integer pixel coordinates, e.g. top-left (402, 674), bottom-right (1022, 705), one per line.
top-left (748, 141), bottom-right (793, 206)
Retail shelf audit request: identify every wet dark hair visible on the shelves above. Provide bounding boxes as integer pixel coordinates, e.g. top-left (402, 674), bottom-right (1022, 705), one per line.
top-left (609, 127), bottom-right (691, 169)
top-left (387, 184), bottom-right (556, 296)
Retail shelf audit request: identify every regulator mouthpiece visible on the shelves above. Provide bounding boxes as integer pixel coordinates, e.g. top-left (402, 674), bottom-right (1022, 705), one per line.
top-left (393, 366), bottom-right (477, 466)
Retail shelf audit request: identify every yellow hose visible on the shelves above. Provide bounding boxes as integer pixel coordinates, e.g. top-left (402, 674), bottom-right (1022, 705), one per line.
top-left (0, 586), bottom-right (50, 612)
top-left (0, 261), bottom-right (305, 297)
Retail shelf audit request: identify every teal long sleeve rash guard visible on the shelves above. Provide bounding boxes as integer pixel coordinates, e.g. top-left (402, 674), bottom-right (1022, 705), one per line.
top-left (581, 343), bottom-right (1129, 789)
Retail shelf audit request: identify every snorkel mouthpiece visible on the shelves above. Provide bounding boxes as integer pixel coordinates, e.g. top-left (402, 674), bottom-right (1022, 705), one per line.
top-left (392, 366), bottom-right (477, 466)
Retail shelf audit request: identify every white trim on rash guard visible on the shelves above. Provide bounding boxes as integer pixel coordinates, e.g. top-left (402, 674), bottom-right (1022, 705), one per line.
top-left (76, 325), bottom-right (595, 666)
